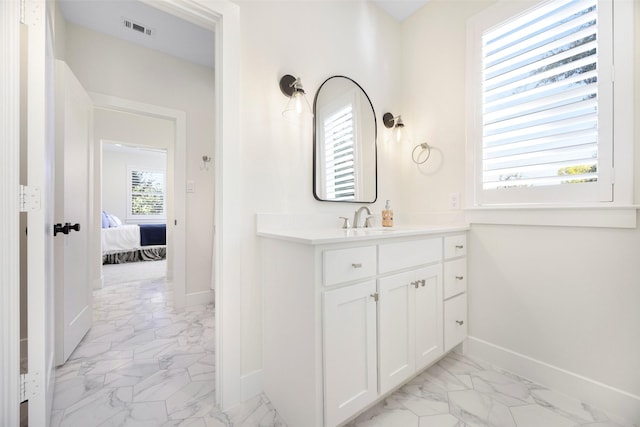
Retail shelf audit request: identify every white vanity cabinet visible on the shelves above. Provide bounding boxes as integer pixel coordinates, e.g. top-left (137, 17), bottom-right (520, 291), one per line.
top-left (443, 234), bottom-right (468, 351)
top-left (259, 227), bottom-right (468, 427)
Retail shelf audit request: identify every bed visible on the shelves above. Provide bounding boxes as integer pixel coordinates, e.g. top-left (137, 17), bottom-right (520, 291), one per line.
top-left (102, 223), bottom-right (167, 264)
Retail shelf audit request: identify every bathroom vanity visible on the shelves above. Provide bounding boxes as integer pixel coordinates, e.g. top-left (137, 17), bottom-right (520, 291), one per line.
top-left (258, 225), bottom-right (469, 427)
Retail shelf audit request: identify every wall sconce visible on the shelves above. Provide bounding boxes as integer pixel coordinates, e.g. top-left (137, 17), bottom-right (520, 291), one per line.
top-left (383, 112), bottom-right (409, 144)
top-left (201, 155), bottom-right (212, 171)
top-left (279, 74), bottom-right (313, 120)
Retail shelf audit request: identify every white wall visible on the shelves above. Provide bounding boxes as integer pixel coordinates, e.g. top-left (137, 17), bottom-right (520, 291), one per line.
top-left (102, 145), bottom-right (167, 224)
top-left (63, 23), bottom-right (215, 295)
top-left (237, 0), bottom-right (402, 377)
top-left (400, 0), bottom-right (640, 420)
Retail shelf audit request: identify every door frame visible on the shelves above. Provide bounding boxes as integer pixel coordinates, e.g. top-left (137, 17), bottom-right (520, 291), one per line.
top-left (120, 0), bottom-right (243, 411)
top-left (0, 0), bottom-right (23, 425)
top-left (1, 0), bottom-right (242, 423)
top-left (91, 94), bottom-right (188, 308)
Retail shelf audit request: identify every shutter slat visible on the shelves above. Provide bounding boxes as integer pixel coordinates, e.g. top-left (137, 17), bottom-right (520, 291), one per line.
top-left (481, 0), bottom-right (599, 191)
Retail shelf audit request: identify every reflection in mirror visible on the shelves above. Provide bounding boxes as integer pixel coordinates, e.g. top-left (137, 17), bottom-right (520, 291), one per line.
top-left (313, 76), bottom-right (377, 203)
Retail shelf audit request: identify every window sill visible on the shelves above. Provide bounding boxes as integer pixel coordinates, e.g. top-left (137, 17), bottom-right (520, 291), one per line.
top-left (465, 205), bottom-right (638, 229)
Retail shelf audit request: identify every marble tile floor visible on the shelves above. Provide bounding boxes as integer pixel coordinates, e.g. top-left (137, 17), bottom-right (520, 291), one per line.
top-left (51, 261), bottom-right (284, 427)
top-left (49, 260), bottom-right (636, 427)
top-left (344, 351), bottom-right (637, 427)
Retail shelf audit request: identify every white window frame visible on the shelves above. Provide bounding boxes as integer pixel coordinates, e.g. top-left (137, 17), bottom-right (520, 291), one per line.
top-left (127, 166), bottom-right (167, 222)
top-left (465, 0), bottom-right (636, 228)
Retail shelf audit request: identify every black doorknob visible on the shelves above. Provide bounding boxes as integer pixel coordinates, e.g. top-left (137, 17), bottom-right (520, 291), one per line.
top-left (66, 222), bottom-right (81, 232)
top-left (53, 223), bottom-right (66, 236)
top-left (53, 222), bottom-right (81, 236)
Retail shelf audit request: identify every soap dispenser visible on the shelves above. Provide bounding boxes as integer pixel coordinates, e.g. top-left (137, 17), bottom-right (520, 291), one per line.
top-left (382, 200), bottom-right (394, 227)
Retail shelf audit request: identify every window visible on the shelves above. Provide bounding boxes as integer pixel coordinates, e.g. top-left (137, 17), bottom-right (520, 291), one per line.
top-left (322, 104), bottom-right (356, 201)
top-left (127, 168), bottom-right (166, 220)
top-left (317, 91), bottom-right (362, 201)
top-left (467, 0), bottom-right (618, 206)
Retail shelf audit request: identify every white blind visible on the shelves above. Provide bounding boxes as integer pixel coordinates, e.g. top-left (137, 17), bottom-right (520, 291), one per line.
top-left (482, 0), bottom-right (599, 190)
top-left (323, 105), bottom-right (356, 201)
top-left (129, 169), bottom-right (165, 217)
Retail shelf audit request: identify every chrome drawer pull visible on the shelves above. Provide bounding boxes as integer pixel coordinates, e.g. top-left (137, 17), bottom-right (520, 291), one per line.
top-left (412, 281), bottom-right (419, 289)
top-left (456, 320), bottom-right (464, 326)
top-left (455, 245), bottom-right (464, 249)
top-left (455, 276), bottom-right (464, 280)
top-left (351, 263), bottom-right (362, 268)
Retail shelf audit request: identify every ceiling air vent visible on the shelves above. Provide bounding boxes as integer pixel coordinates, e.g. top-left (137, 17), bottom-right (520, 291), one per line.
top-left (122, 18), bottom-right (155, 37)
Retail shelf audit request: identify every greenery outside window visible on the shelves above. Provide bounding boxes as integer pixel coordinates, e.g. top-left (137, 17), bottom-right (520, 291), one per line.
top-left (127, 167), bottom-right (166, 221)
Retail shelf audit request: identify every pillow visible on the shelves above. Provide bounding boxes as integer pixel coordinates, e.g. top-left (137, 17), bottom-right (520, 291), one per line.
top-left (101, 211), bottom-right (110, 228)
top-left (107, 214), bottom-right (122, 228)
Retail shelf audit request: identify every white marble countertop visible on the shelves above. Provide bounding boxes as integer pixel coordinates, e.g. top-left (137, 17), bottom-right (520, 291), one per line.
top-left (257, 224), bottom-right (470, 245)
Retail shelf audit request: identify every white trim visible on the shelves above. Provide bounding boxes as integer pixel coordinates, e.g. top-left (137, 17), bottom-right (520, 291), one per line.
top-left (185, 289), bottom-right (214, 306)
top-left (141, 0), bottom-right (242, 410)
top-left (90, 93), bottom-right (188, 309)
top-left (465, 0), bottom-right (635, 213)
top-left (466, 336), bottom-right (640, 424)
top-left (611, 0), bottom-right (635, 204)
top-left (465, 205), bottom-right (638, 228)
top-left (0, 0), bottom-right (21, 423)
top-left (240, 369), bottom-right (263, 401)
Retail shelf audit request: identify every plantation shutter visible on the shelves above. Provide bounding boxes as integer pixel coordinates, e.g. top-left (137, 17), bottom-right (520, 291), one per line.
top-left (323, 105), bottom-right (356, 201)
top-left (481, 0), bottom-right (600, 190)
top-left (129, 169), bottom-right (165, 217)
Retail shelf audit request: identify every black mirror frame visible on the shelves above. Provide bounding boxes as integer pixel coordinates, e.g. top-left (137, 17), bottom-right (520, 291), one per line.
top-left (312, 75), bottom-right (378, 204)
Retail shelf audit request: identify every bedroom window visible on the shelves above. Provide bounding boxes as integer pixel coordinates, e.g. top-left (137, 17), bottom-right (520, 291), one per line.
top-left (467, 0), bottom-right (620, 206)
top-left (127, 167), bottom-right (166, 221)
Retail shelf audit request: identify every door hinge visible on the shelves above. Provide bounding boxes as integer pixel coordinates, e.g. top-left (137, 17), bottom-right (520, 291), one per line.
top-left (20, 185), bottom-right (41, 212)
top-left (20, 372), bottom-right (39, 403)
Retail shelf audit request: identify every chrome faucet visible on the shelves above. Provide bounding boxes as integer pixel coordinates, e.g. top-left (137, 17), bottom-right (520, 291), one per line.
top-left (352, 206), bottom-right (372, 228)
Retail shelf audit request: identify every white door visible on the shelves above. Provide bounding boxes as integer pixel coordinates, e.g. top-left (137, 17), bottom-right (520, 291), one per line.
top-left (378, 270), bottom-right (415, 394)
top-left (54, 61), bottom-right (93, 365)
top-left (323, 281), bottom-right (378, 427)
top-left (414, 265), bottom-right (444, 370)
top-left (25, 0), bottom-right (56, 425)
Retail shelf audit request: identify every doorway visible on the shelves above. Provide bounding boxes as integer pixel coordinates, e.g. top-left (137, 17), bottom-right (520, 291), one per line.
top-left (2, 1), bottom-right (241, 424)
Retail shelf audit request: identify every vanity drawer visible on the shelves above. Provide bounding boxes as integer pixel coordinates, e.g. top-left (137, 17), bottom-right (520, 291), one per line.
top-left (443, 258), bottom-right (467, 300)
top-left (379, 238), bottom-right (442, 274)
top-left (444, 235), bottom-right (467, 259)
top-left (323, 246), bottom-right (377, 286)
top-left (444, 293), bottom-right (467, 351)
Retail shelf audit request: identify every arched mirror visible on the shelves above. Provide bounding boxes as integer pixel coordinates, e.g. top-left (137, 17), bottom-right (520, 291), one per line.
top-left (313, 76), bottom-right (377, 203)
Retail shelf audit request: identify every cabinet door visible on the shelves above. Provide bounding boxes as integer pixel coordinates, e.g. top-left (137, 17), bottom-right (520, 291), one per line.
top-left (323, 281), bottom-right (378, 427)
top-left (444, 293), bottom-right (468, 352)
top-left (378, 270), bottom-right (416, 394)
top-left (444, 258), bottom-right (467, 300)
top-left (414, 265), bottom-right (444, 370)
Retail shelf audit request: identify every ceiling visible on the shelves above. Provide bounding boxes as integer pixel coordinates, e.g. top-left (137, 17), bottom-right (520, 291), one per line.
top-left (58, 0), bottom-right (215, 69)
top-left (372, 0), bottom-right (430, 21)
top-left (58, 0), bottom-right (428, 70)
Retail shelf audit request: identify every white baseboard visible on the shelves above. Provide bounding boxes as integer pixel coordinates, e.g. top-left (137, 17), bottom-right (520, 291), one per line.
top-left (185, 289), bottom-right (214, 306)
top-left (241, 369), bottom-right (262, 401)
top-left (466, 336), bottom-right (640, 424)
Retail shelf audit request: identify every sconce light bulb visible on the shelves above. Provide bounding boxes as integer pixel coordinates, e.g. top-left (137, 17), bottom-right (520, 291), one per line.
top-left (294, 93), bottom-right (303, 114)
top-left (393, 123), bottom-right (407, 144)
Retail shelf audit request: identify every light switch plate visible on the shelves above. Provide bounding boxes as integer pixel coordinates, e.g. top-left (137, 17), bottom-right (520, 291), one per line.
top-left (186, 180), bottom-right (195, 193)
